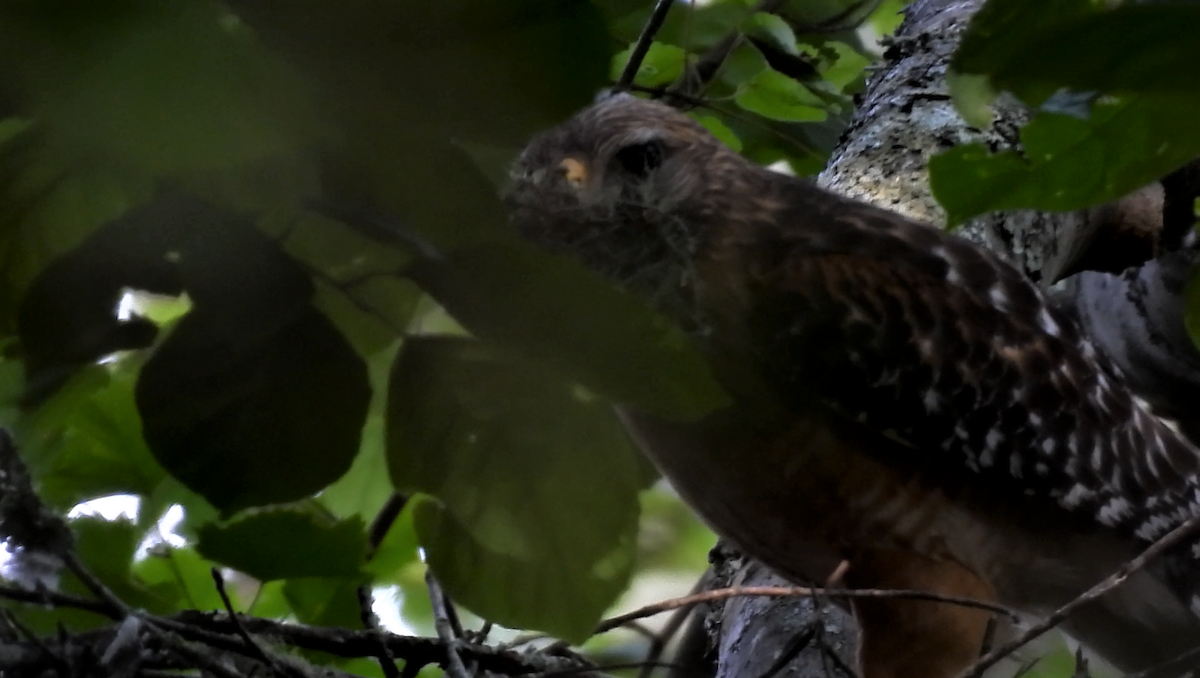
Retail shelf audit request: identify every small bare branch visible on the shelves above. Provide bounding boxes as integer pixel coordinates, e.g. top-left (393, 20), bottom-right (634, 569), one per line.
top-left (595, 584), bottom-right (1019, 637)
top-left (956, 513), bottom-right (1200, 678)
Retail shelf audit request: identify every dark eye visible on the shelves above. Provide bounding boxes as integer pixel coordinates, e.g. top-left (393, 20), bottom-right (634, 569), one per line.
top-left (614, 139), bottom-right (667, 178)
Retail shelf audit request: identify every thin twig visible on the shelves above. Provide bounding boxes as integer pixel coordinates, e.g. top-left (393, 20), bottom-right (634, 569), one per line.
top-left (817, 637), bottom-right (860, 678)
top-left (0, 583), bottom-right (114, 617)
top-left (357, 584), bottom-right (402, 678)
top-left (754, 619), bottom-right (819, 678)
top-left (308, 198), bottom-right (443, 261)
top-left (468, 620), bottom-right (494, 645)
top-left (368, 493), bottom-right (411, 559)
top-left (2, 608), bottom-right (62, 671)
top-left (627, 83), bottom-right (824, 160)
top-left (596, 584), bottom-right (1019, 635)
top-left (62, 550), bottom-right (130, 618)
top-left (536, 660), bottom-right (686, 678)
top-left (666, 0), bottom-right (786, 102)
top-left (426, 572), bottom-right (473, 678)
top-left (211, 567), bottom-right (285, 676)
top-left (152, 628), bottom-right (247, 678)
top-left (956, 513), bottom-right (1200, 678)
top-left (978, 616), bottom-right (997, 657)
top-left (638, 570), bottom-right (712, 678)
top-left (616, 0), bottom-right (677, 91)
top-left (1125, 644), bottom-right (1200, 678)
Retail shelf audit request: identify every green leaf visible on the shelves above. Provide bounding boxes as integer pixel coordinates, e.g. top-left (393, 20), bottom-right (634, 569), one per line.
top-left (819, 42), bottom-right (872, 92)
top-left (406, 241), bottom-right (728, 420)
top-left (137, 305), bottom-right (371, 513)
top-left (284, 576), bottom-right (367, 629)
top-left (319, 413), bottom-right (394, 518)
top-left (955, 3), bottom-right (1200, 98)
top-left (386, 337), bottom-right (643, 642)
top-left (135, 547), bottom-right (227, 612)
top-left (249, 580), bottom-right (292, 618)
top-left (229, 0), bottom-right (609, 147)
top-left (73, 516), bottom-right (177, 614)
top-left (636, 487), bottom-right (718, 572)
top-left (610, 42), bottom-right (687, 88)
top-left (0, 3), bottom-right (320, 174)
top-left (736, 69), bottom-right (827, 123)
top-left (363, 500), bottom-right (420, 584)
top-left (716, 41), bottom-right (770, 90)
top-left (946, 71), bottom-right (996, 129)
top-left (867, 0), bottom-right (906, 36)
top-left (321, 344), bottom-right (405, 521)
top-left (197, 509), bottom-right (367, 581)
top-left (691, 114), bottom-right (743, 153)
top-left (930, 93), bottom-right (1200, 225)
top-left (743, 13), bottom-right (798, 56)
top-left (29, 367), bottom-right (167, 510)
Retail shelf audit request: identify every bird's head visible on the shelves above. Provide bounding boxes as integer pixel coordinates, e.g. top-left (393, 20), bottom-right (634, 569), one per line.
top-left (505, 94), bottom-right (757, 310)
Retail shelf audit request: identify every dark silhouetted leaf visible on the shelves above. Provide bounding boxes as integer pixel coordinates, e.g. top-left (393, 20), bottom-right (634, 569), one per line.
top-left (955, 2), bottom-right (1200, 98)
top-left (17, 192), bottom-right (314, 400)
top-left (137, 305), bottom-right (370, 514)
top-left (0, 2), bottom-right (320, 173)
top-left (386, 336), bottom-right (643, 642)
top-left (407, 241), bottom-right (728, 420)
top-left (197, 509), bottom-right (367, 581)
top-left (228, 0), bottom-right (608, 147)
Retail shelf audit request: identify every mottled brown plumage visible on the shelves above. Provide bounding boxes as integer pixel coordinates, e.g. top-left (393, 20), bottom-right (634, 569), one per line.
top-left (505, 94), bottom-right (1200, 677)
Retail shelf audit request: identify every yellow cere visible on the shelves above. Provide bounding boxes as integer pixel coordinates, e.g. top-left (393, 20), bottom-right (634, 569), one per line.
top-left (558, 157), bottom-right (587, 185)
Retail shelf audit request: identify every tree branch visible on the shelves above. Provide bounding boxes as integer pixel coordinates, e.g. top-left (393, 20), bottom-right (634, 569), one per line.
top-left (616, 0), bottom-right (678, 91)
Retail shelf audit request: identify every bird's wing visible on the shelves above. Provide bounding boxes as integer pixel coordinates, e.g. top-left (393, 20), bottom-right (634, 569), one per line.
top-left (712, 201), bottom-right (1200, 547)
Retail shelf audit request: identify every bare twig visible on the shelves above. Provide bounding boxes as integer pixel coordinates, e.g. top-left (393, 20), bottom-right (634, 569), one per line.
top-left (2, 607), bottom-right (65, 674)
top-left (358, 584), bottom-right (402, 678)
top-left (1125, 645), bottom-right (1200, 678)
top-left (468, 620), bottom-right (494, 645)
top-left (817, 637), bottom-right (860, 678)
top-left (62, 550), bottom-right (130, 619)
top-left (956, 513), bottom-right (1200, 678)
top-left (638, 570), bottom-right (712, 678)
top-left (596, 584), bottom-right (1019, 636)
top-left (753, 619), bottom-right (819, 678)
top-left (152, 628), bottom-right (248, 678)
top-left (666, 0), bottom-right (786, 102)
top-left (0, 583), bottom-right (114, 617)
top-left (308, 198), bottom-right (443, 261)
top-left (426, 572), bottom-right (474, 678)
top-left (368, 493), bottom-right (411, 558)
top-left (211, 567), bottom-right (286, 676)
top-left (627, 83), bottom-right (824, 159)
top-left (536, 660), bottom-right (687, 678)
top-left (616, 0), bottom-right (678, 91)
top-left (977, 616), bottom-right (997, 657)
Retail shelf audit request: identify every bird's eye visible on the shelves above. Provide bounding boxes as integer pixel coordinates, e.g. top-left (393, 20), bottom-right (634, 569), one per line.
top-left (614, 139), bottom-right (667, 178)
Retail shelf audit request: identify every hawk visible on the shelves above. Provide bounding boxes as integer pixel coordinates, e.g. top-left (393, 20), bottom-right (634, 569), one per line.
top-left (504, 94), bottom-right (1200, 677)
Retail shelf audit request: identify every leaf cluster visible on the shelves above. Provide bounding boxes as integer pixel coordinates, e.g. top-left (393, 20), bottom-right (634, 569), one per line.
top-left (0, 0), bottom-right (886, 660)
